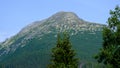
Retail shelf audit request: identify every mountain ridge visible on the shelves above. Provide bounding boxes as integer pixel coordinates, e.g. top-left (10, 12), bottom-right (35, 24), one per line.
top-left (0, 11), bottom-right (104, 68)
top-left (0, 11), bottom-right (104, 58)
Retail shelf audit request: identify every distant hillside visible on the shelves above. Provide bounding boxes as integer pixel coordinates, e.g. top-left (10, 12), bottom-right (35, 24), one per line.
top-left (0, 11), bottom-right (104, 68)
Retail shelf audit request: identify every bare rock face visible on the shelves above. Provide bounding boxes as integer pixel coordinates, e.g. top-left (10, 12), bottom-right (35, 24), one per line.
top-left (18, 11), bottom-right (103, 37)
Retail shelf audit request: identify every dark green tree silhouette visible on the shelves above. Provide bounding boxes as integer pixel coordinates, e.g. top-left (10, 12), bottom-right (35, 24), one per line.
top-left (48, 32), bottom-right (79, 68)
top-left (95, 6), bottom-right (120, 68)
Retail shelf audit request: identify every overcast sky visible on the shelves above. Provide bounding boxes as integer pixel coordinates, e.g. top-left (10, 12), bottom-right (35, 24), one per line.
top-left (0, 0), bottom-right (120, 42)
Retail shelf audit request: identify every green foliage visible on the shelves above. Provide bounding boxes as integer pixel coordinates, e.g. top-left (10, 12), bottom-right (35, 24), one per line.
top-left (0, 31), bottom-right (102, 68)
top-left (48, 32), bottom-right (79, 68)
top-left (95, 5), bottom-right (120, 68)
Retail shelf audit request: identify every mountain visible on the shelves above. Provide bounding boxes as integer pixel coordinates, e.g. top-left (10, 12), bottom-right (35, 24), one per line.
top-left (0, 11), bottom-right (104, 68)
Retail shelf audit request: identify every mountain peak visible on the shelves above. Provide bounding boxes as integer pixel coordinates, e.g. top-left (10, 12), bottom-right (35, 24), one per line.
top-left (18, 11), bottom-right (103, 36)
top-left (50, 11), bottom-right (80, 19)
top-left (53, 11), bottom-right (77, 16)
top-left (47, 11), bottom-right (85, 24)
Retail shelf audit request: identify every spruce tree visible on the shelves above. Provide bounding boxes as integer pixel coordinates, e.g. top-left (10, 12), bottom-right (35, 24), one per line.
top-left (48, 32), bottom-right (79, 68)
top-left (95, 6), bottom-right (120, 68)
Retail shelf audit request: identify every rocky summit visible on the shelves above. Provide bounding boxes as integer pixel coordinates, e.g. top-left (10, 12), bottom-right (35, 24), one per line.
top-left (0, 11), bottom-right (104, 68)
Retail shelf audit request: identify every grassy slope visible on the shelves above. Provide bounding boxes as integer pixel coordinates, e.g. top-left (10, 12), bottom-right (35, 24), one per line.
top-left (0, 31), bottom-right (102, 68)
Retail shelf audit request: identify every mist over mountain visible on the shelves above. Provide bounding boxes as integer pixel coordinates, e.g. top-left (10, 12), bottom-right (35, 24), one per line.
top-left (0, 11), bottom-right (104, 68)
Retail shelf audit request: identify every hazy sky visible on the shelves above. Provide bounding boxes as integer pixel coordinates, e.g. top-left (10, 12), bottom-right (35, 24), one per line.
top-left (0, 0), bottom-right (120, 42)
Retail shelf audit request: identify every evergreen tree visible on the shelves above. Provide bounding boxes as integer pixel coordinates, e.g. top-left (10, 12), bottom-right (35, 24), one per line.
top-left (48, 32), bottom-right (79, 68)
top-left (95, 6), bottom-right (120, 68)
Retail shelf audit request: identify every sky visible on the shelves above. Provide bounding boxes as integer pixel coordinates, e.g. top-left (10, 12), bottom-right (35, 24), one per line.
top-left (0, 0), bottom-right (120, 42)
